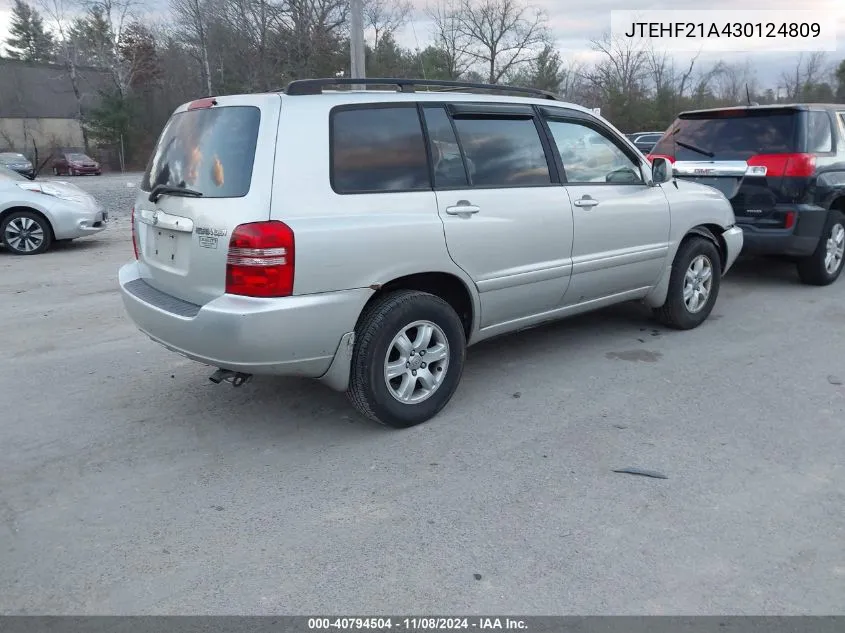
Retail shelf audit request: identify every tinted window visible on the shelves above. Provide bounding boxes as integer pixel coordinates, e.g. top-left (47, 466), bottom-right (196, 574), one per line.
top-left (141, 106), bottom-right (260, 198)
top-left (332, 107), bottom-right (430, 193)
top-left (651, 110), bottom-right (799, 160)
top-left (807, 111), bottom-right (833, 153)
top-left (548, 120), bottom-right (643, 185)
top-left (422, 106), bottom-right (468, 188)
top-left (451, 117), bottom-right (551, 187)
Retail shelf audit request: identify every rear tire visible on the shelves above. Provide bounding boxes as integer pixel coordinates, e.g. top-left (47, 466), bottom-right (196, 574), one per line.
top-left (654, 236), bottom-right (722, 330)
top-left (1, 210), bottom-right (53, 255)
top-left (796, 210), bottom-right (845, 286)
top-left (347, 290), bottom-right (466, 428)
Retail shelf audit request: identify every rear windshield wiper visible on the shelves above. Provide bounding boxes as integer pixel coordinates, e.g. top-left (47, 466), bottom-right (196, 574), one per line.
top-left (148, 184), bottom-right (203, 203)
top-left (674, 140), bottom-right (714, 158)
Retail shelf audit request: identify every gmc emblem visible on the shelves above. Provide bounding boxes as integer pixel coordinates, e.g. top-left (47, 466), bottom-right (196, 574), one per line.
top-left (694, 168), bottom-right (714, 175)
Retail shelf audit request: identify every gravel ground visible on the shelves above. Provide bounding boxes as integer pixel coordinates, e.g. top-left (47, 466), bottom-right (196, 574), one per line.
top-left (1, 178), bottom-right (845, 615)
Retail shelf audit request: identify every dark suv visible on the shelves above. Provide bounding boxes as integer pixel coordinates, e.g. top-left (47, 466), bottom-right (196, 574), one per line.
top-left (649, 104), bottom-right (845, 285)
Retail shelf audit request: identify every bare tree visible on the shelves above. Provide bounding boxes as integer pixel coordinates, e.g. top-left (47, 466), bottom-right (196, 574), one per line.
top-left (453, 0), bottom-right (548, 84)
top-left (425, 0), bottom-right (472, 79)
top-left (781, 52), bottom-right (828, 100)
top-left (216, 0), bottom-right (283, 90)
top-left (364, 0), bottom-right (412, 49)
top-left (171, 0), bottom-right (214, 94)
top-left (75, 0), bottom-right (140, 95)
top-left (583, 33), bottom-right (649, 100)
top-left (37, 0), bottom-right (91, 151)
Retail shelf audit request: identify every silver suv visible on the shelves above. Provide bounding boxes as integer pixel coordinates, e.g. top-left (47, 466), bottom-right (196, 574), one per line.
top-left (119, 78), bottom-right (743, 428)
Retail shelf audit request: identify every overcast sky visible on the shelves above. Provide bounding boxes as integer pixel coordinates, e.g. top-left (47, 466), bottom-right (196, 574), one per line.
top-left (0, 0), bottom-right (842, 90)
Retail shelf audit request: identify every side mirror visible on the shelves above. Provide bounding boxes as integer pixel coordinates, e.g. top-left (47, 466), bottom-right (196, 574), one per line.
top-left (651, 157), bottom-right (673, 185)
top-left (606, 166), bottom-right (640, 184)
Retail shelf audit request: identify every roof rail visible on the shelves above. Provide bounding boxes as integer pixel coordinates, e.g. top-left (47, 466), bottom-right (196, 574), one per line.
top-left (283, 77), bottom-right (561, 101)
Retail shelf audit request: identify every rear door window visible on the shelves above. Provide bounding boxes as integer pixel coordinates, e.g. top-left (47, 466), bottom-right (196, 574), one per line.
top-left (422, 106), bottom-right (469, 188)
top-left (331, 106), bottom-right (430, 194)
top-left (807, 111), bottom-right (833, 153)
top-left (449, 117), bottom-right (551, 187)
top-left (141, 105), bottom-right (261, 198)
top-left (651, 110), bottom-right (799, 160)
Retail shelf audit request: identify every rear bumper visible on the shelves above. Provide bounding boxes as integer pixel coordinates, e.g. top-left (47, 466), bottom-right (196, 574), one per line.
top-left (737, 205), bottom-right (827, 257)
top-left (118, 261), bottom-right (371, 380)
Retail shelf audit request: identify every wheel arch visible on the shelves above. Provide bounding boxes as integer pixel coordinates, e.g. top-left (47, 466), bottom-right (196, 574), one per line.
top-left (359, 271), bottom-right (479, 342)
top-left (828, 195), bottom-right (845, 214)
top-left (645, 224), bottom-right (726, 308)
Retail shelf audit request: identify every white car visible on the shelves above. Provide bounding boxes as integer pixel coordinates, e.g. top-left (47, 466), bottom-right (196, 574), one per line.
top-left (0, 166), bottom-right (107, 255)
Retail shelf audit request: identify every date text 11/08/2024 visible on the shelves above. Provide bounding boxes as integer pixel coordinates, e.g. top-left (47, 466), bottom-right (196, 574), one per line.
top-left (307, 618), bottom-right (528, 630)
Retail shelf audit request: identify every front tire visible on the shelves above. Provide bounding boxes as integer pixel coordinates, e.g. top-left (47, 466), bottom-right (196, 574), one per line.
top-left (1, 210), bottom-right (53, 255)
top-left (796, 211), bottom-right (845, 286)
top-left (654, 236), bottom-right (722, 330)
top-left (347, 290), bottom-right (466, 428)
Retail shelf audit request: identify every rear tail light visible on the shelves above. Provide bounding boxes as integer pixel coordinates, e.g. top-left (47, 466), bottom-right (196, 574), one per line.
top-left (646, 154), bottom-right (675, 164)
top-left (746, 153), bottom-right (816, 178)
top-left (130, 206), bottom-right (138, 259)
top-left (225, 221), bottom-right (295, 297)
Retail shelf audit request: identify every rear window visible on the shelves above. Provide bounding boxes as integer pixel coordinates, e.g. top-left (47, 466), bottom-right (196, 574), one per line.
top-left (651, 110), bottom-right (799, 160)
top-left (141, 105), bottom-right (260, 198)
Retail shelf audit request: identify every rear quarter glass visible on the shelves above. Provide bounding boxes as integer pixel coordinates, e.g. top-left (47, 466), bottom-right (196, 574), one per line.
top-left (141, 105), bottom-right (261, 198)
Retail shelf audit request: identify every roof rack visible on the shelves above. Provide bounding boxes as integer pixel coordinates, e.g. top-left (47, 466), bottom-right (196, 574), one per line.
top-left (283, 77), bottom-right (561, 101)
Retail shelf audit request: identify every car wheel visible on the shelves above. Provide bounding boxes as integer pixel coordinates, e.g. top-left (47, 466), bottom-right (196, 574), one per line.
top-left (654, 236), bottom-right (722, 330)
top-left (1, 210), bottom-right (53, 255)
top-left (347, 290), bottom-right (466, 428)
top-left (796, 210), bottom-right (845, 286)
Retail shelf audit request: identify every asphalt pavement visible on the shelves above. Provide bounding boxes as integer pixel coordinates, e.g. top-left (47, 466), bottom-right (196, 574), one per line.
top-left (1, 173), bottom-right (844, 614)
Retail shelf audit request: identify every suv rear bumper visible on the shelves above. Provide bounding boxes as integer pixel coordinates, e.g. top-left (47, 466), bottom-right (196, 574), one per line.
top-left (118, 261), bottom-right (371, 381)
top-left (737, 204), bottom-right (827, 257)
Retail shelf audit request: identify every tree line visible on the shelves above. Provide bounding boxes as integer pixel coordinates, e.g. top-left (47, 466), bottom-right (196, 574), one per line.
top-left (3, 0), bottom-right (845, 167)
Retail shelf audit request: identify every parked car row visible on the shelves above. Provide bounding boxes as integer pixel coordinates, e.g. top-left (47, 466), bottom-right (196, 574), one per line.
top-left (0, 150), bottom-right (102, 180)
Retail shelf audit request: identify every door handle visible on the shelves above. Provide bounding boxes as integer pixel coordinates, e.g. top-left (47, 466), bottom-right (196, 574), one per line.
top-left (573, 196), bottom-right (599, 208)
top-left (445, 200), bottom-right (480, 216)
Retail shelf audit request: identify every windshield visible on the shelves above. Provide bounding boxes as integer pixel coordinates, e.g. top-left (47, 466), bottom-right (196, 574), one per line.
top-left (141, 105), bottom-right (261, 198)
top-left (0, 153), bottom-right (28, 163)
top-left (651, 110), bottom-right (799, 160)
top-left (67, 153), bottom-right (93, 162)
top-left (0, 165), bottom-right (27, 181)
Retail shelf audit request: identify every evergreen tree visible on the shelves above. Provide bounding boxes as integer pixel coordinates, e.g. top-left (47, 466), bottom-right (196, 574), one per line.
top-left (4, 0), bottom-right (55, 62)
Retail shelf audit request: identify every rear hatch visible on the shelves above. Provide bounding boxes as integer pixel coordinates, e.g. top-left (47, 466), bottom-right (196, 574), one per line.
top-left (134, 94), bottom-right (282, 306)
top-left (649, 107), bottom-right (812, 229)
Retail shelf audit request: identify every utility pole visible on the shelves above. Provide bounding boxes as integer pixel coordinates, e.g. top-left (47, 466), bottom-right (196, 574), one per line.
top-left (350, 0), bottom-right (366, 85)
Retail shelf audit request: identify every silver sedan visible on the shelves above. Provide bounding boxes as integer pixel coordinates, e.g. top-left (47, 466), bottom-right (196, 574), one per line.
top-left (0, 166), bottom-right (107, 255)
